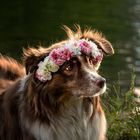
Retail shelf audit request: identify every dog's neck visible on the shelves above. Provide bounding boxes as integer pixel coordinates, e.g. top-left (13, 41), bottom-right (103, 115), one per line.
top-left (21, 95), bottom-right (100, 140)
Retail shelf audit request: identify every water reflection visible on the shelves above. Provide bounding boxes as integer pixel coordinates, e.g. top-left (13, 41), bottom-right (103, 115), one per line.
top-left (132, 0), bottom-right (140, 86)
top-left (0, 0), bottom-right (139, 91)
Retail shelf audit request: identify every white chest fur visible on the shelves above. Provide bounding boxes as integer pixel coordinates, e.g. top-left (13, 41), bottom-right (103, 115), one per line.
top-left (27, 99), bottom-right (106, 140)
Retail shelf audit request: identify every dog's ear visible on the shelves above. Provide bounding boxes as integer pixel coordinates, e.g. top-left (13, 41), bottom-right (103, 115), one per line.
top-left (82, 29), bottom-right (114, 55)
top-left (95, 38), bottom-right (114, 55)
top-left (23, 47), bottom-right (48, 74)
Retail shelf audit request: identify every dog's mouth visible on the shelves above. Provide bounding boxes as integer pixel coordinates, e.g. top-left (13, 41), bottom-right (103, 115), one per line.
top-left (91, 83), bottom-right (106, 97)
top-left (72, 83), bottom-right (106, 98)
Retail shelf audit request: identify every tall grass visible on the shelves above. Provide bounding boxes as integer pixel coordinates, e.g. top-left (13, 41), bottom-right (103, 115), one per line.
top-left (103, 71), bottom-right (140, 140)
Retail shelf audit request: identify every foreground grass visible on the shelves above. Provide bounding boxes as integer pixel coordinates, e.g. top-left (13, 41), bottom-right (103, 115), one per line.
top-left (102, 72), bottom-right (140, 140)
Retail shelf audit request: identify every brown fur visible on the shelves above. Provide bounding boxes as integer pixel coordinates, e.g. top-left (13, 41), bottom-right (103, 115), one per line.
top-left (0, 26), bottom-right (114, 140)
top-left (0, 56), bottom-right (25, 95)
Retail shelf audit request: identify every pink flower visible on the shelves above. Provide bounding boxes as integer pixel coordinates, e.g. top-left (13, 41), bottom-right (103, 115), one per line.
top-left (92, 55), bottom-right (103, 65)
top-left (60, 48), bottom-right (73, 60)
top-left (80, 41), bottom-right (92, 55)
top-left (49, 48), bottom-right (73, 65)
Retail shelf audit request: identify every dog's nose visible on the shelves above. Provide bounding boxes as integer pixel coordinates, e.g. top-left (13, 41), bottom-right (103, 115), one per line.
top-left (96, 78), bottom-right (106, 88)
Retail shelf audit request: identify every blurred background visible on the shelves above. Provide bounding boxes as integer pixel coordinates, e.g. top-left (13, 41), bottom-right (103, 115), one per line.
top-left (0, 0), bottom-right (140, 91)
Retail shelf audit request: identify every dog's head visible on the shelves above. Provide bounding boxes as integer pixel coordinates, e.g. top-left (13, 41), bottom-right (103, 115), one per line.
top-left (23, 26), bottom-right (114, 105)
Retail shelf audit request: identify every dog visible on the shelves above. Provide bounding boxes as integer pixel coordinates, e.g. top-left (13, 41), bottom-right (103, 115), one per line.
top-left (0, 26), bottom-right (114, 140)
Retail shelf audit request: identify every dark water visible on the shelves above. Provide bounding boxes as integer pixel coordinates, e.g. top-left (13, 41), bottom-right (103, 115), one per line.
top-left (0, 0), bottom-right (140, 91)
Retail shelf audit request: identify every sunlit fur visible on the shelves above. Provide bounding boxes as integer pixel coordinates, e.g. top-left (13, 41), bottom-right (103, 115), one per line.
top-left (0, 26), bottom-right (114, 140)
top-left (0, 56), bottom-right (25, 95)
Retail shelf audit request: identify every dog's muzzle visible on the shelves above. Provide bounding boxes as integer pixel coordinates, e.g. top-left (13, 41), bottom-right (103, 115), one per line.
top-left (93, 77), bottom-right (106, 89)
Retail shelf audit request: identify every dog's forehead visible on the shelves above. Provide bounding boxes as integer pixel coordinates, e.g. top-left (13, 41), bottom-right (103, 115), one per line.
top-left (76, 55), bottom-right (89, 64)
top-left (76, 55), bottom-right (90, 68)
top-left (76, 55), bottom-right (100, 71)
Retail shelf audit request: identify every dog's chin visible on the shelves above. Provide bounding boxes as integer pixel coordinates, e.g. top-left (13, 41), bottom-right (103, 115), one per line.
top-left (92, 84), bottom-right (106, 97)
top-left (73, 84), bottom-right (106, 98)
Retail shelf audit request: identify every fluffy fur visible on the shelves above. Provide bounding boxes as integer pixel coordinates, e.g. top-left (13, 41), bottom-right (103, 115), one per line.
top-left (0, 26), bottom-right (114, 140)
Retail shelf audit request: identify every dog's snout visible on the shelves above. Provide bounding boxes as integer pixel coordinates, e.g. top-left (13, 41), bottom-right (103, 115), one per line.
top-left (96, 78), bottom-right (106, 88)
top-left (90, 76), bottom-right (106, 88)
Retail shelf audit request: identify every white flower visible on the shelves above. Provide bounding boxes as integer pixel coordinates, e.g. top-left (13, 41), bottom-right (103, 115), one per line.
top-left (43, 69), bottom-right (52, 81)
top-left (46, 59), bottom-right (59, 73)
top-left (65, 40), bottom-right (81, 56)
top-left (36, 66), bottom-right (52, 81)
top-left (36, 57), bottom-right (59, 82)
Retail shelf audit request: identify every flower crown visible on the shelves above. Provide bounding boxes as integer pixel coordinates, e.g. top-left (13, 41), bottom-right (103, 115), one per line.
top-left (36, 39), bottom-right (103, 82)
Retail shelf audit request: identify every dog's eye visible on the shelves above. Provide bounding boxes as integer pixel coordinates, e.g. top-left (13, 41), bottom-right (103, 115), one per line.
top-left (65, 63), bottom-right (73, 71)
top-left (64, 60), bottom-right (77, 71)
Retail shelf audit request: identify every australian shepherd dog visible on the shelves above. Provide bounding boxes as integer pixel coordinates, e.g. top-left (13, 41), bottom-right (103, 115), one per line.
top-left (0, 26), bottom-right (114, 140)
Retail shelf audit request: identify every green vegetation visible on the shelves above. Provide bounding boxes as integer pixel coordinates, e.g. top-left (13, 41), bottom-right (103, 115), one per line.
top-left (103, 71), bottom-right (140, 140)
